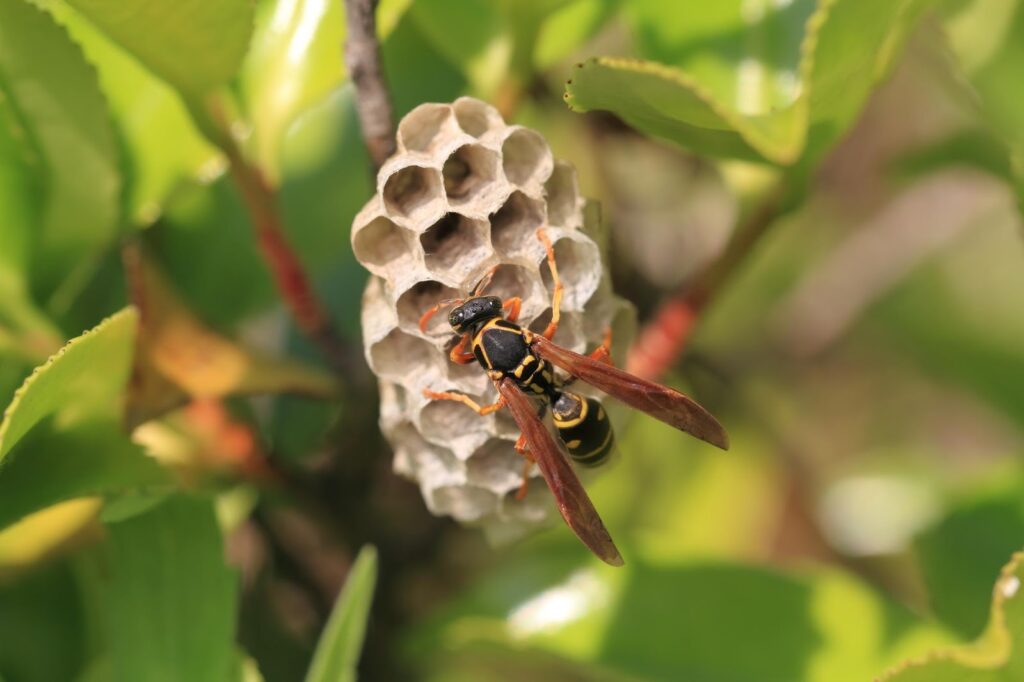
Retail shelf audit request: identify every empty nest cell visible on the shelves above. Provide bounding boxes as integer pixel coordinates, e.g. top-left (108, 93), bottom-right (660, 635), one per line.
top-left (396, 280), bottom-right (461, 336)
top-left (429, 484), bottom-right (499, 522)
top-left (540, 234), bottom-right (600, 311)
top-left (369, 328), bottom-right (438, 383)
top-left (352, 216), bottom-right (416, 276)
top-left (418, 392), bottom-right (493, 453)
top-left (482, 263), bottom-right (547, 319)
top-left (490, 191), bottom-right (546, 257)
top-left (453, 98), bottom-right (503, 139)
top-left (383, 165), bottom-right (443, 223)
top-left (420, 212), bottom-right (490, 277)
top-left (443, 144), bottom-right (500, 208)
top-left (502, 128), bottom-right (553, 190)
top-left (466, 439), bottom-right (528, 493)
top-left (545, 162), bottom-right (581, 228)
top-left (397, 103), bottom-right (459, 154)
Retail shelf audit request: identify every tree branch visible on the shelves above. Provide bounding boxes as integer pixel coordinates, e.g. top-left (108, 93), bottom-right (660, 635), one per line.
top-left (343, 0), bottom-right (396, 171)
top-left (218, 135), bottom-right (357, 376)
top-left (627, 180), bottom-right (789, 380)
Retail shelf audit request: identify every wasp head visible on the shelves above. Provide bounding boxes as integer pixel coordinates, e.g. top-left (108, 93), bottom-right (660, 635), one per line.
top-left (449, 296), bottom-right (502, 333)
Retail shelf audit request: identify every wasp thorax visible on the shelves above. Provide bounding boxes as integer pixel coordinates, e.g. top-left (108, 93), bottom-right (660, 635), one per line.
top-left (354, 97), bottom-right (635, 544)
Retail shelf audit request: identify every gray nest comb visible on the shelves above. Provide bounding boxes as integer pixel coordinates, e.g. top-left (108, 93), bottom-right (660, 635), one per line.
top-left (353, 97), bottom-right (635, 543)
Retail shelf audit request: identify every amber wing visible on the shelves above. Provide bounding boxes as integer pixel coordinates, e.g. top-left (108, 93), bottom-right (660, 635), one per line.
top-left (532, 335), bottom-right (729, 450)
top-left (495, 377), bottom-right (624, 566)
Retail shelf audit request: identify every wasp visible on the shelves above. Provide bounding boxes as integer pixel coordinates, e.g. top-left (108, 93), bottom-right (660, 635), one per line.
top-left (419, 229), bottom-right (729, 566)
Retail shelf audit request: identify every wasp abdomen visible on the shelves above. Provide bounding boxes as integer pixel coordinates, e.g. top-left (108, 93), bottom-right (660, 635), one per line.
top-left (552, 393), bottom-right (614, 466)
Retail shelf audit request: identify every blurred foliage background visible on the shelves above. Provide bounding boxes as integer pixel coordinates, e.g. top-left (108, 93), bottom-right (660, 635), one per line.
top-left (1, 0), bottom-right (1024, 680)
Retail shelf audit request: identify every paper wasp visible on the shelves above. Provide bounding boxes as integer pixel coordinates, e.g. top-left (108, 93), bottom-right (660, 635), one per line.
top-left (419, 229), bottom-right (729, 566)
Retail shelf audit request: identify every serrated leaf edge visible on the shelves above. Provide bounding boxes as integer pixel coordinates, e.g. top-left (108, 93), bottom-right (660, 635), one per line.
top-left (564, 0), bottom-right (842, 166)
top-left (876, 549), bottom-right (1024, 680)
top-left (0, 307), bottom-right (138, 461)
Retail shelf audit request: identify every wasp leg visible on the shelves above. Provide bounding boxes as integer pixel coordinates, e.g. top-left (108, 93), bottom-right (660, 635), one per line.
top-left (513, 434), bottom-right (535, 500)
top-left (419, 298), bottom-right (463, 333)
top-left (537, 228), bottom-right (563, 341)
top-left (562, 327), bottom-right (614, 389)
top-left (502, 296), bottom-right (523, 323)
top-left (422, 389), bottom-right (505, 415)
top-left (589, 327), bottom-right (614, 366)
top-left (449, 333), bottom-right (476, 364)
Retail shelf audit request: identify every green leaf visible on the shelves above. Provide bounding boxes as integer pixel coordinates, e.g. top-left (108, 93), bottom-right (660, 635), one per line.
top-left (408, 0), bottom-right (511, 97)
top-left (944, 0), bottom-right (1024, 206)
top-left (534, 0), bottom-right (621, 71)
top-left (566, 0), bottom-right (931, 165)
top-left (0, 0), bottom-right (121, 301)
top-left (40, 2), bottom-right (218, 225)
top-left (914, 480), bottom-right (1024, 639)
top-left (0, 562), bottom-right (86, 682)
top-left (880, 550), bottom-right (1024, 681)
top-left (65, 0), bottom-right (254, 97)
top-left (241, 0), bottom-right (347, 178)
top-left (100, 495), bottom-right (239, 682)
top-left (305, 545), bottom-right (378, 682)
top-left (0, 309), bottom-right (136, 460)
top-left (0, 309), bottom-right (169, 530)
top-left (411, 552), bottom-right (952, 681)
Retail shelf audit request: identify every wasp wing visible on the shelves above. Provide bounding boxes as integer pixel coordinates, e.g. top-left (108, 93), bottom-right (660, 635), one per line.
top-left (495, 377), bottom-right (623, 566)
top-left (532, 335), bottom-right (729, 450)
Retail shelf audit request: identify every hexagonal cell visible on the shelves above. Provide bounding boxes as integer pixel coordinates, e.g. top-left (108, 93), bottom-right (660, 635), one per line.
top-left (382, 165), bottom-right (444, 224)
top-left (489, 191), bottom-right (546, 258)
top-left (445, 359), bottom-right (490, 396)
top-left (466, 439), bottom-right (526, 493)
top-left (453, 97), bottom-right (504, 139)
top-left (352, 216), bottom-right (417, 276)
top-left (378, 382), bottom-right (408, 430)
top-left (502, 128), bottom-right (553, 191)
top-left (420, 213), bottom-right (490, 278)
top-left (483, 263), bottom-right (548, 321)
top-left (545, 161), bottom-right (581, 229)
top-left (397, 103), bottom-right (459, 154)
top-left (428, 484), bottom-right (499, 522)
top-left (418, 392), bottom-right (493, 453)
top-left (387, 421), bottom-right (425, 478)
top-left (443, 144), bottom-right (501, 211)
top-left (528, 308), bottom-right (585, 353)
top-left (499, 480), bottom-right (552, 525)
top-left (396, 280), bottom-right (461, 336)
top-left (414, 444), bottom-right (465, 492)
top-left (368, 328), bottom-right (439, 383)
top-left (539, 233), bottom-right (601, 312)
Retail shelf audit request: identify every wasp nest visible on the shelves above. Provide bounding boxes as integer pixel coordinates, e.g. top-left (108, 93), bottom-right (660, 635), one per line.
top-left (353, 97), bottom-right (635, 543)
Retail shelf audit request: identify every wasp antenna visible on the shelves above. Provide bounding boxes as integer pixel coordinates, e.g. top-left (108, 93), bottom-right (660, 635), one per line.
top-left (419, 298), bottom-right (462, 333)
top-left (473, 265), bottom-right (501, 296)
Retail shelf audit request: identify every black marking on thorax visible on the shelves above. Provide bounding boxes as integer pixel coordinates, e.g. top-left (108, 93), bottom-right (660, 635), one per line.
top-left (473, 319), bottom-right (528, 372)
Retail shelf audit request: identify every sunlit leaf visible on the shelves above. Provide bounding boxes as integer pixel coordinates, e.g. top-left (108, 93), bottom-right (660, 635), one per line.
top-left (880, 550), bottom-right (1024, 681)
top-left (39, 1), bottom-right (218, 225)
top-left (534, 0), bottom-right (621, 71)
top-left (0, 0), bottom-right (120, 301)
top-left (566, 0), bottom-right (932, 165)
top-left (0, 310), bottom-right (169, 530)
top-left (305, 545), bottom-right (378, 682)
top-left (0, 309), bottom-right (136, 459)
top-left (99, 495), bottom-right (239, 682)
top-left (65, 0), bottom-right (254, 98)
top-left (242, 0), bottom-right (347, 178)
top-left (411, 552), bottom-right (952, 682)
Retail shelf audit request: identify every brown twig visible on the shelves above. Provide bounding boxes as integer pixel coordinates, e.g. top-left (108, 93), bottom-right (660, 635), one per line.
top-left (343, 0), bottom-right (396, 171)
top-left (217, 135), bottom-right (356, 376)
top-left (627, 180), bottom-right (789, 380)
